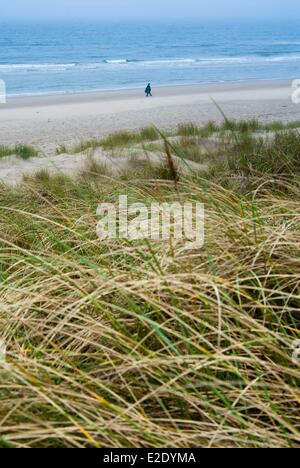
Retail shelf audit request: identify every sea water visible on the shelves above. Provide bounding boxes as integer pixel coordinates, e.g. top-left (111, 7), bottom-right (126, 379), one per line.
top-left (1, 19), bottom-right (300, 97)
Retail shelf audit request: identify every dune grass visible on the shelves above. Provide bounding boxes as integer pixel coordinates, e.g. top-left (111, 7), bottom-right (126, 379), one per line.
top-left (177, 121), bottom-right (219, 137)
top-left (0, 122), bottom-right (300, 448)
top-left (55, 119), bottom-right (300, 156)
top-left (0, 144), bottom-right (38, 159)
top-left (177, 119), bottom-right (300, 137)
top-left (57, 127), bottom-right (161, 155)
top-left (201, 129), bottom-right (300, 193)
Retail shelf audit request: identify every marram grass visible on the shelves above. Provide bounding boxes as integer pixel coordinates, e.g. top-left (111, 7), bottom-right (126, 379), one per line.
top-left (0, 144), bottom-right (38, 159)
top-left (0, 124), bottom-right (300, 448)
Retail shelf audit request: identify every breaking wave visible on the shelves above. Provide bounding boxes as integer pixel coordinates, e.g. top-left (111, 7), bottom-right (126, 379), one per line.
top-left (1, 54), bottom-right (300, 73)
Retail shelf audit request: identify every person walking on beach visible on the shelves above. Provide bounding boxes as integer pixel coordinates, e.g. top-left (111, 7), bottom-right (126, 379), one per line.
top-left (145, 83), bottom-right (152, 97)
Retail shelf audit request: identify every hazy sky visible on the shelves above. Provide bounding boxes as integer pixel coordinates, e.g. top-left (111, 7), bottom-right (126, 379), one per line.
top-left (0, 0), bottom-right (299, 21)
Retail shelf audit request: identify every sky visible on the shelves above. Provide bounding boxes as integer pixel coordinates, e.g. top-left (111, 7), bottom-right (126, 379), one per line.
top-left (0, 0), bottom-right (299, 21)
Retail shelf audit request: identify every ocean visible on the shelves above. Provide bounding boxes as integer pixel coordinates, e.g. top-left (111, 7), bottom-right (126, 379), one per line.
top-left (1, 20), bottom-right (300, 97)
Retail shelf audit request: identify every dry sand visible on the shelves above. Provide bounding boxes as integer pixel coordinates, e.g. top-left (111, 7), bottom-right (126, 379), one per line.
top-left (0, 79), bottom-right (300, 184)
top-left (0, 148), bottom-right (206, 186)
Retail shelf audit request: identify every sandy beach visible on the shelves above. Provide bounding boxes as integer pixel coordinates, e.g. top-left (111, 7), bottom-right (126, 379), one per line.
top-left (1, 79), bottom-right (299, 154)
top-left (1, 79), bottom-right (300, 184)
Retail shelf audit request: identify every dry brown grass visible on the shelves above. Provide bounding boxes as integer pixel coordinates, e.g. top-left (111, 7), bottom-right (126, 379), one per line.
top-left (0, 124), bottom-right (299, 448)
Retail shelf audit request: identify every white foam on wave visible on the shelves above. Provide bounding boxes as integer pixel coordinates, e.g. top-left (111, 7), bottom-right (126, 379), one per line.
top-left (104, 59), bottom-right (129, 64)
top-left (1, 53), bottom-right (300, 73)
top-left (267, 54), bottom-right (300, 62)
top-left (0, 63), bottom-right (77, 72)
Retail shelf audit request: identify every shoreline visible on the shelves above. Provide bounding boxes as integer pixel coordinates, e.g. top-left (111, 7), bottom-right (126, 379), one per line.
top-left (4, 78), bottom-right (294, 108)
